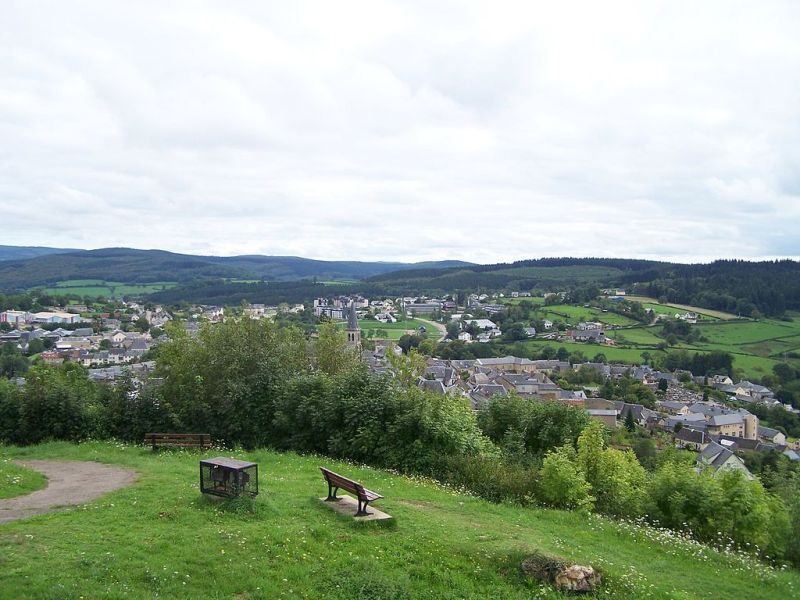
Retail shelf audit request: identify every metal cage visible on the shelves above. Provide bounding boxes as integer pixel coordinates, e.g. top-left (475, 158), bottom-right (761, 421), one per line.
top-left (199, 457), bottom-right (258, 498)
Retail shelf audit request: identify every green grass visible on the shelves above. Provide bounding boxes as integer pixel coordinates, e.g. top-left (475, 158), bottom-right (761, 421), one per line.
top-left (626, 296), bottom-right (736, 320)
top-left (1, 441), bottom-right (796, 599)
top-left (0, 459), bottom-right (47, 500)
top-left (37, 279), bottom-right (177, 299)
top-left (536, 305), bottom-right (638, 327)
top-left (337, 318), bottom-right (436, 340)
top-left (607, 327), bottom-right (664, 346)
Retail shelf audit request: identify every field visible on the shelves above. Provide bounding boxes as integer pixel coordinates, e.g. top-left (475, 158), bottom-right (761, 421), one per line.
top-left (1, 441), bottom-right (796, 599)
top-left (37, 279), bottom-right (177, 299)
top-left (338, 318), bottom-right (435, 340)
top-left (506, 309), bottom-right (800, 377)
top-left (536, 305), bottom-right (638, 327)
top-left (625, 296), bottom-right (737, 320)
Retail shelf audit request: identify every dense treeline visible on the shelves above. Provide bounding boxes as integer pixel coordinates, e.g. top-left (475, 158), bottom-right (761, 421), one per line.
top-left (637, 260), bottom-right (800, 317)
top-left (1, 318), bottom-right (798, 566)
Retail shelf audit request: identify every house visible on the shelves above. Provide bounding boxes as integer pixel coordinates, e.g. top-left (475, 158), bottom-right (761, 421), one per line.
top-left (464, 319), bottom-right (498, 331)
top-left (675, 428), bottom-right (710, 451)
top-left (523, 327), bottom-right (537, 338)
top-left (696, 441), bottom-right (754, 480)
top-left (588, 409), bottom-right (617, 429)
top-left (542, 319), bottom-right (554, 330)
top-left (469, 384), bottom-right (508, 410)
top-left (457, 332), bottom-right (472, 342)
top-left (658, 400), bottom-right (691, 415)
top-left (475, 356), bottom-right (539, 373)
top-left (418, 378), bottom-right (447, 395)
top-left (616, 402), bottom-right (658, 427)
top-left (570, 329), bottom-right (606, 343)
top-left (758, 426), bottom-right (786, 445)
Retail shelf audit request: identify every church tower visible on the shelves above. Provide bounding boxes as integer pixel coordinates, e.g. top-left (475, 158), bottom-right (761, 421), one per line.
top-left (345, 300), bottom-right (361, 348)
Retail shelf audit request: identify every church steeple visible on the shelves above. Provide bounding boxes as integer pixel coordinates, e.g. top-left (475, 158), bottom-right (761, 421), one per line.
top-left (345, 300), bottom-right (361, 348)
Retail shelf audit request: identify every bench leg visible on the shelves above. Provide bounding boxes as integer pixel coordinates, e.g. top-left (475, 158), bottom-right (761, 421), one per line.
top-left (355, 499), bottom-right (371, 517)
top-left (326, 484), bottom-right (340, 501)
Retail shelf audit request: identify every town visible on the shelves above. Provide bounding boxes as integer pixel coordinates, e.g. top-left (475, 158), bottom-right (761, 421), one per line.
top-left (3, 287), bottom-right (799, 484)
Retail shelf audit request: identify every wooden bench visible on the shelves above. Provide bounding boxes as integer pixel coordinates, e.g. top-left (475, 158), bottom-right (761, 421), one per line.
top-left (320, 467), bottom-right (383, 517)
top-left (144, 433), bottom-right (212, 451)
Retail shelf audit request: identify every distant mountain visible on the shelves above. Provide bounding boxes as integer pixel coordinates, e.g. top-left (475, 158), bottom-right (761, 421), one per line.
top-left (0, 245), bottom-right (77, 261)
top-left (0, 246), bottom-right (474, 290)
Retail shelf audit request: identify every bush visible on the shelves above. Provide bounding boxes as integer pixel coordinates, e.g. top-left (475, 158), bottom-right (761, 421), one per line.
top-left (538, 445), bottom-right (594, 511)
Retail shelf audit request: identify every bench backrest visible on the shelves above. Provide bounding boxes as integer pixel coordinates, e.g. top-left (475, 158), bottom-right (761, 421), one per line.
top-left (320, 467), bottom-right (366, 497)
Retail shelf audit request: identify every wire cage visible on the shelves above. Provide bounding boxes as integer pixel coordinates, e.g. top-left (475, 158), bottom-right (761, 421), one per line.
top-left (199, 457), bottom-right (258, 498)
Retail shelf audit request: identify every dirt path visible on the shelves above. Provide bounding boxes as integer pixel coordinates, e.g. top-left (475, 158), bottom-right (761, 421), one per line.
top-left (417, 318), bottom-right (448, 341)
top-left (0, 460), bottom-right (137, 524)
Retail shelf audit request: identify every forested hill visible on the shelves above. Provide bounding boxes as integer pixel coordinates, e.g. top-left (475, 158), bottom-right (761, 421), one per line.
top-left (0, 247), bottom-right (472, 290)
top-left (0, 245), bottom-right (76, 261)
top-left (367, 258), bottom-right (800, 317)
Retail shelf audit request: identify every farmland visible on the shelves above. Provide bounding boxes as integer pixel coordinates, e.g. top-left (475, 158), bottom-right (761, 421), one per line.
top-left (500, 299), bottom-right (800, 378)
top-left (36, 279), bottom-right (177, 299)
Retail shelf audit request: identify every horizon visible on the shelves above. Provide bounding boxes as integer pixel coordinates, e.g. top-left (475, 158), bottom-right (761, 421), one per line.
top-left (2, 2), bottom-right (799, 262)
top-left (2, 243), bottom-right (799, 266)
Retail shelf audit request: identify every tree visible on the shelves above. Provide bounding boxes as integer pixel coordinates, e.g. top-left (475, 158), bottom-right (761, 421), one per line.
top-left (658, 378), bottom-right (669, 392)
top-left (624, 410), bottom-right (636, 432)
top-left (577, 420), bottom-right (646, 517)
top-left (315, 321), bottom-right (359, 376)
top-left (445, 321), bottom-right (461, 340)
top-left (538, 445), bottom-right (594, 511)
top-left (386, 348), bottom-right (426, 388)
top-left (99, 339), bottom-right (111, 350)
top-left (134, 316), bottom-right (150, 332)
top-left (0, 343), bottom-right (28, 378)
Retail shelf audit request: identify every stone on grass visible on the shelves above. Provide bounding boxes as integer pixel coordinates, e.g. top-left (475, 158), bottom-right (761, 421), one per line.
top-left (520, 553), bottom-right (600, 593)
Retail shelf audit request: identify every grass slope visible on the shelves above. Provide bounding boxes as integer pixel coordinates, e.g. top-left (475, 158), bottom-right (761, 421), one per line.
top-left (0, 459), bottom-right (47, 500)
top-left (1, 442), bottom-right (796, 599)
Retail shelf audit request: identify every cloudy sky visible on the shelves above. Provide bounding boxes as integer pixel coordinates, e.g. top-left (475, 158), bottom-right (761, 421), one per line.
top-left (2, 1), bottom-right (799, 264)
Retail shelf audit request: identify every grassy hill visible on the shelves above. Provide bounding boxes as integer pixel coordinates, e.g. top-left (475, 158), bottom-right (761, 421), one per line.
top-left (1, 441), bottom-right (796, 599)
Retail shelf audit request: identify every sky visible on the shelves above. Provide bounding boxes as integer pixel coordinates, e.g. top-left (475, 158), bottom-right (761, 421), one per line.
top-left (1, 1), bottom-right (799, 264)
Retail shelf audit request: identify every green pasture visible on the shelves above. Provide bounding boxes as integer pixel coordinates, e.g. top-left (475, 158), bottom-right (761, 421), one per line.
top-left (36, 280), bottom-right (177, 299)
top-left (626, 296), bottom-right (737, 320)
top-left (0, 441), bottom-right (795, 599)
top-left (607, 327), bottom-right (664, 346)
top-left (536, 305), bottom-right (638, 327)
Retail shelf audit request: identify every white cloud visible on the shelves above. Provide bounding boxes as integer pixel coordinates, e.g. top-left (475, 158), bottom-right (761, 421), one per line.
top-left (1, 0), bottom-right (798, 263)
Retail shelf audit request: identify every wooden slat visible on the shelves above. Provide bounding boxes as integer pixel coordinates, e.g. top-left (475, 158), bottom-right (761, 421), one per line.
top-left (320, 467), bottom-right (382, 503)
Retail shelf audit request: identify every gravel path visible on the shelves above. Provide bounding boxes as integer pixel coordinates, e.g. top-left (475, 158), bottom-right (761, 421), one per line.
top-left (0, 460), bottom-right (137, 524)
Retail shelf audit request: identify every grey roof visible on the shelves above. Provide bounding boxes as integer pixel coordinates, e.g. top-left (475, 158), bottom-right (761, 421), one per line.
top-left (676, 428), bottom-right (707, 444)
top-left (346, 301), bottom-right (359, 330)
top-left (709, 414), bottom-right (743, 427)
top-left (688, 403), bottom-right (728, 417)
top-left (419, 379), bottom-right (446, 394)
top-left (758, 426), bottom-right (781, 438)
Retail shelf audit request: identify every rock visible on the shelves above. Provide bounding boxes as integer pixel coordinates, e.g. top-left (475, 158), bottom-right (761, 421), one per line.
top-left (553, 564), bottom-right (599, 593)
top-left (520, 554), bottom-right (600, 594)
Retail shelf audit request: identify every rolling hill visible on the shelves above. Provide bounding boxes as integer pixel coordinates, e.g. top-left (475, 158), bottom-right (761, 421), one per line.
top-left (0, 247), bottom-right (473, 290)
top-left (0, 245), bottom-right (76, 261)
